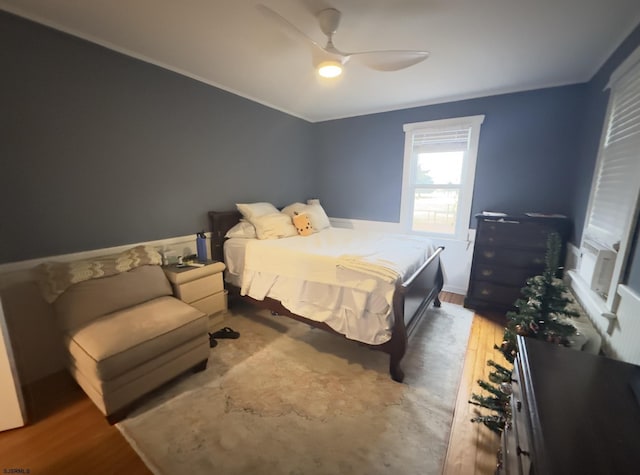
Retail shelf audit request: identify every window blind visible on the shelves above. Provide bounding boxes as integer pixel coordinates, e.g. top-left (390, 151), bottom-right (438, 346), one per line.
top-left (586, 60), bottom-right (640, 249)
top-left (411, 128), bottom-right (471, 153)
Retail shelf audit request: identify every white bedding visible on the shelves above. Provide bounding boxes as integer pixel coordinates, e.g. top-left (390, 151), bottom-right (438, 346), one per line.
top-left (224, 228), bottom-right (436, 345)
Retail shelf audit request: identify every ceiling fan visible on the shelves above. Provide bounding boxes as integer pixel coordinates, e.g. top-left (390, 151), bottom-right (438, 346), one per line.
top-left (257, 4), bottom-right (429, 78)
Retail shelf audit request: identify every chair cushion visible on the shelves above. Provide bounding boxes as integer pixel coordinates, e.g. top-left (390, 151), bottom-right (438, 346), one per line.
top-left (54, 265), bottom-right (173, 331)
top-left (66, 296), bottom-right (207, 381)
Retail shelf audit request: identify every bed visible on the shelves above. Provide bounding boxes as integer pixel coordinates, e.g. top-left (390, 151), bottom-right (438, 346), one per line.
top-left (208, 206), bottom-right (444, 382)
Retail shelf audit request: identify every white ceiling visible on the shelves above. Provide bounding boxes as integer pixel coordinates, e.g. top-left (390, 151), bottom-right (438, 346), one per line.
top-left (3, 0), bottom-right (640, 122)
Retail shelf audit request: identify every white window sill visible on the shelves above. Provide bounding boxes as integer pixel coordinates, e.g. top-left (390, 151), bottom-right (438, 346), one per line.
top-left (567, 269), bottom-right (617, 322)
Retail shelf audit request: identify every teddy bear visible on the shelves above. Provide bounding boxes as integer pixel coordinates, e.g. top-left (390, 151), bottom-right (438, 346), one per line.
top-left (293, 212), bottom-right (314, 236)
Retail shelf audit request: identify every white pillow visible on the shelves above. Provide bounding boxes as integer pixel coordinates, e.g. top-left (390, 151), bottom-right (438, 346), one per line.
top-left (300, 202), bottom-right (331, 232)
top-left (281, 202), bottom-right (307, 218)
top-left (225, 221), bottom-right (257, 239)
top-left (281, 200), bottom-right (330, 232)
top-left (251, 212), bottom-right (297, 240)
top-left (236, 202), bottom-right (279, 221)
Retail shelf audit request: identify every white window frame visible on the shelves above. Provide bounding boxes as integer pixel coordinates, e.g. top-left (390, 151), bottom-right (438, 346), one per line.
top-left (400, 115), bottom-right (485, 240)
top-left (579, 45), bottom-right (640, 313)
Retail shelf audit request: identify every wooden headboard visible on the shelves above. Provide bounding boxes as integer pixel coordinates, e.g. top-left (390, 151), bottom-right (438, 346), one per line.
top-left (208, 211), bottom-right (242, 263)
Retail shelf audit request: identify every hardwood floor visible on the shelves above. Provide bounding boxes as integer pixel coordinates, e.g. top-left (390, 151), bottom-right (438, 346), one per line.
top-left (0, 292), bottom-right (505, 475)
top-left (0, 371), bottom-right (150, 474)
top-left (441, 292), bottom-right (508, 475)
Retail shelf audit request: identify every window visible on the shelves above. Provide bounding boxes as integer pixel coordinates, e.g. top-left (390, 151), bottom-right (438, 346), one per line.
top-left (401, 115), bottom-right (485, 240)
top-left (579, 46), bottom-right (640, 311)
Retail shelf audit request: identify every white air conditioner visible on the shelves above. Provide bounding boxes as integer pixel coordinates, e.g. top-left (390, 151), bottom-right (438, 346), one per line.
top-left (577, 239), bottom-right (616, 295)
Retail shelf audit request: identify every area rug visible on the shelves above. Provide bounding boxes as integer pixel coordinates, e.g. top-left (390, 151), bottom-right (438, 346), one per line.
top-left (117, 301), bottom-right (473, 475)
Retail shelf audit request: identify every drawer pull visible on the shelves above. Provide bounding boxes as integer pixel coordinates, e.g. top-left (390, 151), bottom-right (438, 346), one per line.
top-left (517, 446), bottom-right (530, 457)
top-left (481, 289), bottom-right (491, 296)
top-left (483, 250), bottom-right (496, 258)
top-left (516, 400), bottom-right (522, 412)
top-left (481, 269), bottom-right (493, 277)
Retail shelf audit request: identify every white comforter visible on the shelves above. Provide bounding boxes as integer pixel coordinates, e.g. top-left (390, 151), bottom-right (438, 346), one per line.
top-left (230, 228), bottom-right (435, 345)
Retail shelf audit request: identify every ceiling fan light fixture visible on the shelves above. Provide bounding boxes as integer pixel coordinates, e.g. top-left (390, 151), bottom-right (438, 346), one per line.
top-left (317, 60), bottom-right (343, 78)
top-left (258, 4), bottom-right (429, 78)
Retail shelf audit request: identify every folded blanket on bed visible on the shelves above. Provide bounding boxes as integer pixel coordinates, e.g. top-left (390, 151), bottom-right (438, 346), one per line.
top-left (336, 255), bottom-right (400, 284)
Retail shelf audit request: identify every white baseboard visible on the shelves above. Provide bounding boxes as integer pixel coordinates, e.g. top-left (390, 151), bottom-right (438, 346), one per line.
top-left (442, 284), bottom-right (467, 295)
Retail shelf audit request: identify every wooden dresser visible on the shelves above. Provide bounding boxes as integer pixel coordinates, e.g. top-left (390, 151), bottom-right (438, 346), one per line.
top-left (464, 214), bottom-right (570, 312)
top-left (499, 335), bottom-right (640, 474)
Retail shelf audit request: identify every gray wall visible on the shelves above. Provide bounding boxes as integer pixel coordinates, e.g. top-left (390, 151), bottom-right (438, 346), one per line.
top-left (3, 9), bottom-right (640, 293)
top-left (313, 21), bottom-right (640, 293)
top-left (0, 12), bottom-right (315, 263)
top-left (314, 86), bottom-right (587, 231)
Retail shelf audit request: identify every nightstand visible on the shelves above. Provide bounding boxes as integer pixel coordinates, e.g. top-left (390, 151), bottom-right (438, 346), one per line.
top-left (163, 261), bottom-right (228, 331)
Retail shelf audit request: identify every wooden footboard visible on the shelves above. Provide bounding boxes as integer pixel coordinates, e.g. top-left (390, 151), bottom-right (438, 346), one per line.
top-left (208, 210), bottom-right (444, 383)
top-left (386, 246), bottom-right (444, 381)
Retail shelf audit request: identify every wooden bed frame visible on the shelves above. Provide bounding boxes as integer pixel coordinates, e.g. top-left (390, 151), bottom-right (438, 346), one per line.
top-left (208, 210), bottom-right (445, 382)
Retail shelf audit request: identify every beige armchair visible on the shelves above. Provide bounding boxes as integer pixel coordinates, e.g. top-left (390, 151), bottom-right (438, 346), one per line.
top-left (40, 250), bottom-right (209, 423)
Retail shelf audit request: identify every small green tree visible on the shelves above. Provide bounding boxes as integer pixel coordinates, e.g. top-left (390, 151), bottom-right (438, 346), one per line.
top-left (469, 360), bottom-right (513, 433)
top-left (497, 232), bottom-right (580, 364)
top-left (470, 232), bottom-right (580, 433)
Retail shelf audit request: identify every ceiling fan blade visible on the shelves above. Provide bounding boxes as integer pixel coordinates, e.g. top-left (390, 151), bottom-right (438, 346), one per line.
top-left (258, 4), bottom-right (428, 76)
top-left (256, 4), bottom-right (321, 50)
top-left (348, 50), bottom-right (429, 72)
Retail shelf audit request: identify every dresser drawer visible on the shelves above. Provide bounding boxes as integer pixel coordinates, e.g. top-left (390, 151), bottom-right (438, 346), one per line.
top-left (474, 246), bottom-right (546, 269)
top-left (510, 365), bottom-right (532, 475)
top-left (469, 281), bottom-right (523, 306)
top-left (471, 264), bottom-right (537, 286)
top-left (189, 291), bottom-right (226, 316)
top-left (477, 219), bottom-right (556, 249)
top-left (173, 273), bottom-right (223, 303)
top-left (501, 416), bottom-right (520, 475)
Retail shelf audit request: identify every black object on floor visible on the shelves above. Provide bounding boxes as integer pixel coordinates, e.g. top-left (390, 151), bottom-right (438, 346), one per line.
top-left (209, 334), bottom-right (218, 348)
top-left (210, 327), bottom-right (240, 339)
